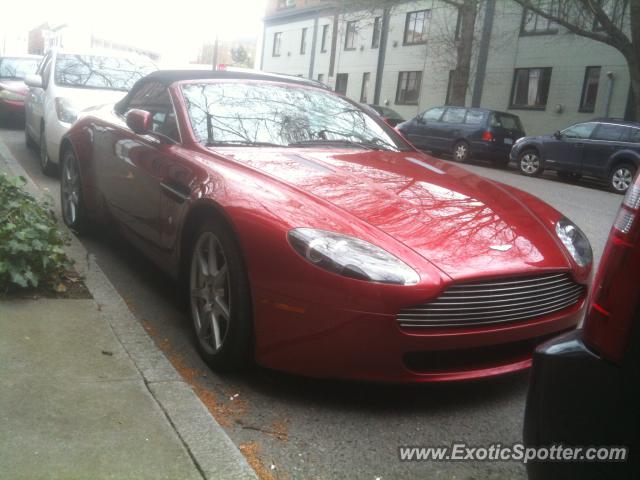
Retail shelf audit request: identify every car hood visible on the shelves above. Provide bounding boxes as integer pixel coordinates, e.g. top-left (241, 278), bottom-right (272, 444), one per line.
top-left (55, 86), bottom-right (127, 111)
top-left (0, 80), bottom-right (28, 95)
top-left (216, 148), bottom-right (569, 280)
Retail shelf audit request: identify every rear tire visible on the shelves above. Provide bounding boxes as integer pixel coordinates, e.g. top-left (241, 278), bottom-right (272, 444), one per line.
top-left (188, 219), bottom-right (253, 371)
top-left (518, 149), bottom-right (543, 177)
top-left (39, 125), bottom-right (57, 177)
top-left (452, 141), bottom-right (471, 163)
top-left (60, 148), bottom-right (89, 234)
top-left (609, 163), bottom-right (636, 194)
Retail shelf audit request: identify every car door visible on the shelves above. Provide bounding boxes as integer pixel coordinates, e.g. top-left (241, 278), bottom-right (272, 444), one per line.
top-left (437, 107), bottom-right (466, 150)
top-left (407, 107), bottom-right (444, 148)
top-left (542, 122), bottom-right (597, 172)
top-left (582, 123), bottom-right (626, 178)
top-left (96, 82), bottom-right (179, 246)
top-left (25, 53), bottom-right (50, 142)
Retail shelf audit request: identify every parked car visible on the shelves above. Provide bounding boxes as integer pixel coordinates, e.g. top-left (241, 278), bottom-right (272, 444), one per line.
top-left (60, 69), bottom-right (591, 382)
top-left (396, 107), bottom-right (525, 166)
top-left (510, 119), bottom-right (640, 193)
top-left (24, 48), bottom-right (156, 175)
top-left (523, 172), bottom-right (639, 479)
top-left (366, 104), bottom-right (405, 126)
top-left (0, 55), bottom-right (42, 122)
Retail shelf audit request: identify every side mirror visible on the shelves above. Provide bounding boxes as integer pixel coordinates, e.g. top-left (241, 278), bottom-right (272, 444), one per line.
top-left (553, 130), bottom-right (562, 139)
top-left (126, 109), bottom-right (152, 135)
top-left (416, 116), bottom-right (425, 124)
top-left (24, 74), bottom-right (43, 88)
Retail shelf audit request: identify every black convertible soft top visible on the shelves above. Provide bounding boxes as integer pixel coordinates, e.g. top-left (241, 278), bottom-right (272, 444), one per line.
top-left (115, 69), bottom-right (330, 113)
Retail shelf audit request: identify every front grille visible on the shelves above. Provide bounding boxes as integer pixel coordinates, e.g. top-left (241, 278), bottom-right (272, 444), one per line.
top-left (398, 272), bottom-right (585, 329)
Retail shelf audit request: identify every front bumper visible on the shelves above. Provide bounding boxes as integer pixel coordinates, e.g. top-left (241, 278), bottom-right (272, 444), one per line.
top-left (524, 330), bottom-right (634, 479)
top-left (253, 288), bottom-right (585, 383)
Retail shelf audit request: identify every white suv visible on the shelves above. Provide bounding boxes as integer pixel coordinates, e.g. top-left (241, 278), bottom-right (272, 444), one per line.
top-left (24, 49), bottom-right (156, 175)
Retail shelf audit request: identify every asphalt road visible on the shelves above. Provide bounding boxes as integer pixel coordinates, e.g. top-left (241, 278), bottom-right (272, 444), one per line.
top-left (0, 122), bottom-right (623, 480)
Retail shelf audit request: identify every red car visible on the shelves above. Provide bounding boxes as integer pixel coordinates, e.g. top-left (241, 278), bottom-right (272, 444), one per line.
top-left (0, 55), bottom-right (41, 121)
top-left (524, 173), bottom-right (639, 478)
top-left (60, 70), bottom-right (593, 382)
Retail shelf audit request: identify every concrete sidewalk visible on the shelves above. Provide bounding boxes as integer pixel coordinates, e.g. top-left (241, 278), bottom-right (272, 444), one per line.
top-left (0, 139), bottom-right (257, 479)
top-left (0, 299), bottom-right (203, 480)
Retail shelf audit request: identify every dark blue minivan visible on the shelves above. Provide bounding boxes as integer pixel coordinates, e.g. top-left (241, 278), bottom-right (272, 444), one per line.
top-left (397, 106), bottom-right (526, 166)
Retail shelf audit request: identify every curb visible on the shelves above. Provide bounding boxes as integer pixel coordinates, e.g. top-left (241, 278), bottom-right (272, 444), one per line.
top-left (0, 138), bottom-right (258, 480)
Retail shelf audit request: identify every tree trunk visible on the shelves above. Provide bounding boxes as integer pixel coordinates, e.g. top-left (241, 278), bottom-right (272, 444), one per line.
top-left (448, 1), bottom-right (477, 106)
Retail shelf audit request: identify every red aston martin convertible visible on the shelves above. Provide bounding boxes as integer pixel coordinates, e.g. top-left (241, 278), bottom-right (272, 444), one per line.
top-left (60, 70), bottom-right (593, 382)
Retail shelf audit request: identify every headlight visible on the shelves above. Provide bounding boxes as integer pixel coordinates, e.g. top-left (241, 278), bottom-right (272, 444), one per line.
top-left (54, 97), bottom-right (78, 124)
top-left (0, 89), bottom-right (24, 101)
top-left (555, 218), bottom-right (592, 267)
top-left (288, 228), bottom-right (419, 285)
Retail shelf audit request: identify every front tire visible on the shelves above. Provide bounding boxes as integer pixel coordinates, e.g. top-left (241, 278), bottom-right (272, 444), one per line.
top-left (518, 149), bottom-right (543, 177)
top-left (452, 141), bottom-right (471, 163)
top-left (188, 220), bottom-right (253, 371)
top-left (60, 148), bottom-right (89, 233)
top-left (609, 163), bottom-right (636, 194)
top-left (39, 126), bottom-right (57, 176)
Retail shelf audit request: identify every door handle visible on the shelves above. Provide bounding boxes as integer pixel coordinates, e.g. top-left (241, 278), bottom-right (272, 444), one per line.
top-left (575, 143), bottom-right (584, 148)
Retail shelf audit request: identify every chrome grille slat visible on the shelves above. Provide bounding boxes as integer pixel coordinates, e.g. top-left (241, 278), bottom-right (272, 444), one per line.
top-left (397, 273), bottom-right (585, 329)
top-left (448, 273), bottom-right (565, 288)
top-left (403, 285), bottom-right (584, 311)
top-left (441, 277), bottom-right (573, 295)
top-left (399, 292), bottom-right (582, 320)
top-left (399, 297), bottom-right (582, 328)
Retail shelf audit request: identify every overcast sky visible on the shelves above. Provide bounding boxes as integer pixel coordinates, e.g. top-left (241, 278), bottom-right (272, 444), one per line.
top-left (2, 0), bottom-right (266, 61)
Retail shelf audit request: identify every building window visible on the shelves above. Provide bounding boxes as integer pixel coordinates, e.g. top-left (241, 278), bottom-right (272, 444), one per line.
top-left (318, 73), bottom-right (324, 83)
top-left (372, 17), bottom-right (381, 48)
top-left (272, 32), bottom-right (282, 57)
top-left (396, 71), bottom-right (422, 105)
top-left (360, 72), bottom-right (371, 103)
top-left (520, 1), bottom-right (559, 36)
top-left (321, 24), bottom-right (329, 53)
top-left (445, 70), bottom-right (455, 105)
top-left (579, 66), bottom-right (601, 113)
top-left (594, 0), bottom-right (628, 30)
top-left (509, 67), bottom-right (552, 109)
top-left (344, 21), bottom-right (357, 50)
top-left (277, 0), bottom-right (295, 9)
top-left (300, 28), bottom-right (307, 54)
top-left (335, 73), bottom-right (348, 95)
top-left (404, 10), bottom-right (430, 45)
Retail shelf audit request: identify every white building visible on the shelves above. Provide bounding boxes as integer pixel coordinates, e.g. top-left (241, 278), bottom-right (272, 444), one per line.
top-left (261, 0), bottom-right (632, 136)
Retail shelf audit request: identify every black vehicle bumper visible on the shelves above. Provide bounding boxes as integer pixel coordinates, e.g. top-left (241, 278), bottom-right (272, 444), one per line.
top-left (524, 330), bottom-right (635, 479)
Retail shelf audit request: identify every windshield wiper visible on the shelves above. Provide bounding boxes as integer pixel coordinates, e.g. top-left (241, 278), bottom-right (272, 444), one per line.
top-left (206, 140), bottom-right (284, 148)
top-left (288, 139), bottom-right (392, 151)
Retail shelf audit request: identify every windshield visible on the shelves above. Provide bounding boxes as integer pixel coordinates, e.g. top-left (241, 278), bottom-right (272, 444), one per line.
top-left (181, 81), bottom-right (408, 151)
top-left (54, 54), bottom-right (155, 91)
top-left (0, 57), bottom-right (40, 79)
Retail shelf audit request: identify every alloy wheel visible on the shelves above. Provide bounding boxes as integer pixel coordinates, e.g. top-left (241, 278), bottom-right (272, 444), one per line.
top-left (61, 153), bottom-right (80, 226)
top-left (190, 232), bottom-right (232, 355)
top-left (611, 166), bottom-right (633, 192)
top-left (520, 152), bottom-right (540, 175)
top-left (453, 143), bottom-right (468, 162)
